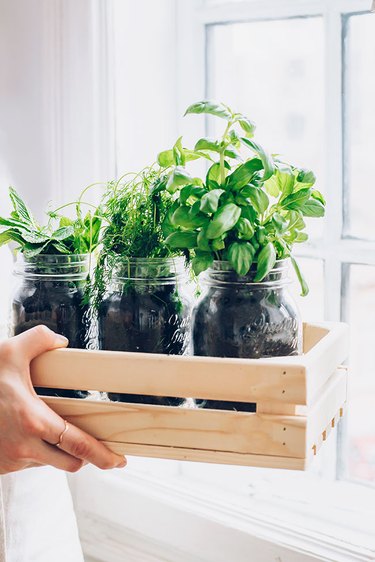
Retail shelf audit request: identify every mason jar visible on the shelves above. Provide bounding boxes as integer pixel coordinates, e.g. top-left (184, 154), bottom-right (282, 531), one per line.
top-left (193, 259), bottom-right (302, 412)
top-left (9, 253), bottom-right (91, 398)
top-left (98, 256), bottom-right (191, 406)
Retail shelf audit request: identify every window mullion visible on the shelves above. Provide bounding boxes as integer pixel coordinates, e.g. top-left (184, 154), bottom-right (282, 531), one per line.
top-left (322, 1), bottom-right (344, 322)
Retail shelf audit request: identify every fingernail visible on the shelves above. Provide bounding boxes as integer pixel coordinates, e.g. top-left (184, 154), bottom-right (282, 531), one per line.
top-left (54, 334), bottom-right (69, 346)
top-left (116, 457), bottom-right (127, 468)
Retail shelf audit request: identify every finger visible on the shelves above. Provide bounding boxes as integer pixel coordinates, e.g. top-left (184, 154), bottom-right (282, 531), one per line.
top-left (33, 441), bottom-right (85, 473)
top-left (57, 423), bottom-right (127, 470)
top-left (36, 402), bottom-right (126, 470)
top-left (12, 325), bottom-right (69, 363)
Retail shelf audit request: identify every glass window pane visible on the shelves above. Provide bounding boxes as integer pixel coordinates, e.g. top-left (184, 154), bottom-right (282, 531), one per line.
top-left (344, 14), bottom-right (375, 239)
top-left (289, 258), bottom-right (325, 322)
top-left (343, 264), bottom-right (375, 483)
top-left (207, 17), bottom-right (325, 238)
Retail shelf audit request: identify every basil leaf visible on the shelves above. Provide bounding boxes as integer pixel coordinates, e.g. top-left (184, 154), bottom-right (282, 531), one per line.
top-left (192, 251), bottom-right (214, 275)
top-left (277, 167), bottom-right (295, 198)
top-left (206, 203), bottom-right (241, 239)
top-left (236, 217), bottom-right (254, 240)
top-left (254, 242), bottom-right (277, 281)
top-left (211, 237), bottom-right (225, 251)
top-left (200, 189), bottom-right (225, 214)
top-left (299, 199), bottom-right (325, 217)
top-left (226, 158), bottom-right (263, 190)
top-left (237, 116), bottom-right (256, 138)
top-left (228, 241), bottom-right (254, 276)
top-left (241, 186), bottom-right (269, 214)
top-left (157, 149), bottom-right (175, 167)
top-left (206, 161), bottom-right (230, 186)
top-left (240, 138), bottom-right (275, 181)
top-left (294, 232), bottom-right (309, 243)
top-left (197, 228), bottom-right (211, 251)
top-left (185, 101), bottom-right (231, 120)
top-left (268, 213), bottom-right (288, 235)
top-left (287, 210), bottom-right (305, 232)
top-left (165, 231), bottom-right (198, 249)
top-left (297, 169), bottom-right (316, 187)
top-left (311, 189), bottom-right (326, 205)
top-left (194, 138), bottom-right (240, 159)
top-left (180, 185), bottom-right (207, 205)
top-left (280, 188), bottom-right (311, 211)
top-left (171, 206), bottom-right (208, 229)
top-left (264, 175), bottom-right (280, 197)
top-left (166, 167), bottom-right (193, 192)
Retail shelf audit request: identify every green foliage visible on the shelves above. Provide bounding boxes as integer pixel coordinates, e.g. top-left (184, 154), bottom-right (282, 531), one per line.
top-left (92, 166), bottom-right (181, 308)
top-left (0, 187), bottom-right (101, 257)
top-left (158, 100), bottom-right (326, 293)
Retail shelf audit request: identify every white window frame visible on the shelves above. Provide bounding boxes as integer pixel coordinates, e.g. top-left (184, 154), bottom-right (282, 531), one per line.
top-left (71, 1), bottom-right (375, 560)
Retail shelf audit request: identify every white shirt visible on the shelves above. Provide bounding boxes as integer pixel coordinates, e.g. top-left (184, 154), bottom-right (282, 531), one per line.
top-left (0, 467), bottom-right (83, 562)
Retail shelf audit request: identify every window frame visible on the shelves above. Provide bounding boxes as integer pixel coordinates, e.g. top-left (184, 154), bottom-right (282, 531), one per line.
top-left (176, 0), bottom-right (375, 482)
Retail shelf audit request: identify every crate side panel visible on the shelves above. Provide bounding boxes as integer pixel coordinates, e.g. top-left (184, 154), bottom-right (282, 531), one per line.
top-left (42, 397), bottom-right (307, 458)
top-left (304, 323), bottom-right (349, 404)
top-left (33, 349), bottom-right (307, 404)
top-left (306, 368), bottom-right (348, 452)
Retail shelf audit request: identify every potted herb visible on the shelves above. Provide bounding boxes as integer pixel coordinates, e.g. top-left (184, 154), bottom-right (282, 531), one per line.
top-left (0, 186), bottom-right (101, 397)
top-left (93, 166), bottom-right (191, 406)
top-left (159, 101), bottom-right (325, 411)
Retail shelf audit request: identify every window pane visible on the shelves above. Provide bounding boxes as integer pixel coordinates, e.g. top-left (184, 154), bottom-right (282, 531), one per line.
top-left (207, 17), bottom-right (325, 238)
top-left (290, 258), bottom-right (325, 322)
top-left (342, 265), bottom-right (375, 483)
top-left (344, 14), bottom-right (375, 239)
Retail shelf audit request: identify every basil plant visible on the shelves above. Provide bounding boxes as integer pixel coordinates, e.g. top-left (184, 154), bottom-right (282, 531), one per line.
top-left (157, 101), bottom-right (325, 296)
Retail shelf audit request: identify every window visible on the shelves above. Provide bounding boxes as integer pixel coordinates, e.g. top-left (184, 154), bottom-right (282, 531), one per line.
top-left (73, 2), bottom-right (375, 560)
top-left (173, 0), bottom-right (375, 496)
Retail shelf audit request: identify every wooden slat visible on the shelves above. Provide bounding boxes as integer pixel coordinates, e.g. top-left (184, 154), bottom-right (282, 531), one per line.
top-left (99, 442), bottom-right (309, 470)
top-left (304, 323), bottom-right (349, 404)
top-left (30, 323), bottom-right (349, 406)
top-left (42, 397), bottom-right (307, 458)
top-left (32, 348), bottom-right (307, 404)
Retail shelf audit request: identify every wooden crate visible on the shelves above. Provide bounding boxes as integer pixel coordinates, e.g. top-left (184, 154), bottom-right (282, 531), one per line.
top-left (30, 322), bottom-right (349, 470)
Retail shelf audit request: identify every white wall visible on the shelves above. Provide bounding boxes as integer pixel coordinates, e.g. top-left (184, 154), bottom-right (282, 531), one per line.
top-left (0, 0), bottom-right (116, 324)
top-left (0, 0), bottom-right (48, 324)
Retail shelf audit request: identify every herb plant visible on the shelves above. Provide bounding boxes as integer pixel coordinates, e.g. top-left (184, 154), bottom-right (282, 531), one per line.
top-left (158, 101), bottom-right (325, 295)
top-left (92, 166), bottom-right (180, 305)
top-left (0, 186), bottom-right (101, 257)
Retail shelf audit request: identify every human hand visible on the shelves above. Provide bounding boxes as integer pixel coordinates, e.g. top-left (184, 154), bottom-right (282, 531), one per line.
top-left (0, 325), bottom-right (127, 474)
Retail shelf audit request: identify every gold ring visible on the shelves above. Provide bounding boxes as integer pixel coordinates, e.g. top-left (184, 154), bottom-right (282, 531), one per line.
top-left (54, 420), bottom-right (69, 448)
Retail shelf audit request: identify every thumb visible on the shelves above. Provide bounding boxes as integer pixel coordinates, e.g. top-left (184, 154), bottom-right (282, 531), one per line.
top-left (12, 325), bottom-right (69, 362)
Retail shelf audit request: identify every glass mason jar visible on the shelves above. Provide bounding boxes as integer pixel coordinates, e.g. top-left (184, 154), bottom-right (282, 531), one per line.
top-left (9, 254), bottom-right (91, 398)
top-left (193, 260), bottom-right (302, 412)
top-left (98, 256), bottom-right (191, 406)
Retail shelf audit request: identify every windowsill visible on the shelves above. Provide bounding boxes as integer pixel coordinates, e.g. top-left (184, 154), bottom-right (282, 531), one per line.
top-left (73, 458), bottom-right (375, 562)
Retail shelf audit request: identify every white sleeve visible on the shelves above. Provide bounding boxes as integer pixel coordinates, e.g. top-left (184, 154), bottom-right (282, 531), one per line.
top-left (0, 467), bottom-right (84, 562)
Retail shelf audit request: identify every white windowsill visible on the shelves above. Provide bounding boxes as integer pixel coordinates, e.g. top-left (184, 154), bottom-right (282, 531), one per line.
top-left (72, 460), bottom-right (375, 562)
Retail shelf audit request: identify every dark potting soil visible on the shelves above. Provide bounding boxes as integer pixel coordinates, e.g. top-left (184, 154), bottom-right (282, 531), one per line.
top-left (193, 286), bottom-right (300, 412)
top-left (11, 280), bottom-right (89, 399)
top-left (99, 285), bottom-right (190, 406)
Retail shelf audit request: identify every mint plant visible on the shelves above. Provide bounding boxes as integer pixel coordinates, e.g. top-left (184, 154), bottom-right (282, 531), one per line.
top-left (0, 186), bottom-right (101, 257)
top-left (158, 101), bottom-right (325, 295)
